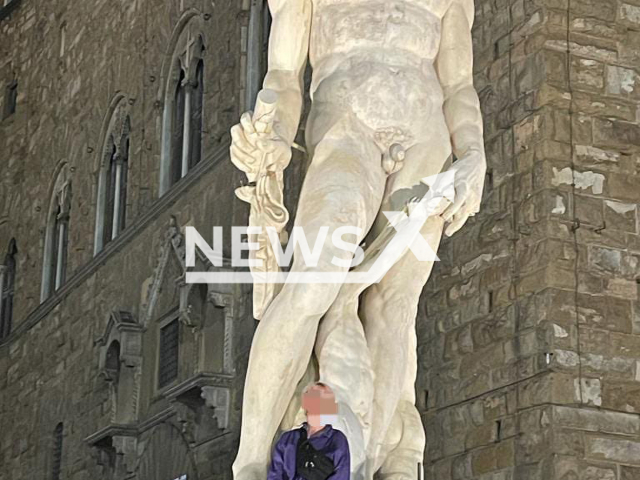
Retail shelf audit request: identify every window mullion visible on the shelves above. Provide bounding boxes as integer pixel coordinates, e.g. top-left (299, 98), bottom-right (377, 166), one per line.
top-left (54, 220), bottom-right (66, 291)
top-left (181, 83), bottom-right (192, 178)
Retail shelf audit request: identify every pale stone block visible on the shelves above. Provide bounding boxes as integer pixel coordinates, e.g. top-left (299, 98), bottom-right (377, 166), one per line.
top-left (586, 437), bottom-right (640, 465)
top-left (552, 405), bottom-right (640, 435)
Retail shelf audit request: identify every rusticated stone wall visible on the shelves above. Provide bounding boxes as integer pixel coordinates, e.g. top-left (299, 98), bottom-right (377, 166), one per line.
top-left (0, 1), bottom-right (256, 480)
top-left (419, 0), bottom-right (640, 479)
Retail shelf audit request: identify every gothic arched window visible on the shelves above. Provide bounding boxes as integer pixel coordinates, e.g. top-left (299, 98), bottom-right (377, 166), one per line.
top-left (159, 19), bottom-right (206, 195)
top-left (94, 98), bottom-right (130, 253)
top-left (41, 164), bottom-right (71, 300)
top-left (0, 238), bottom-right (17, 340)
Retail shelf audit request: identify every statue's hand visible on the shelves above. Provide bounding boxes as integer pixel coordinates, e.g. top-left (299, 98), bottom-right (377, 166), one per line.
top-left (230, 111), bottom-right (292, 183)
top-left (441, 150), bottom-right (487, 237)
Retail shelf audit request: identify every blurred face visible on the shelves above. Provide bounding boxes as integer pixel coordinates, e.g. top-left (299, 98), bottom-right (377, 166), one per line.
top-left (302, 383), bottom-right (338, 417)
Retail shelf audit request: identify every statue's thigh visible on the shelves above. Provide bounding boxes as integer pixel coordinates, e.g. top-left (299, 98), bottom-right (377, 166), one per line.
top-left (294, 108), bottom-right (387, 247)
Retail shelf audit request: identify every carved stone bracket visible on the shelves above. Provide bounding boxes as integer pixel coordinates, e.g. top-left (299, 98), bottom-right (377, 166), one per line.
top-left (164, 373), bottom-right (233, 444)
top-left (201, 386), bottom-right (230, 430)
top-left (208, 286), bottom-right (237, 375)
top-left (85, 424), bottom-right (138, 477)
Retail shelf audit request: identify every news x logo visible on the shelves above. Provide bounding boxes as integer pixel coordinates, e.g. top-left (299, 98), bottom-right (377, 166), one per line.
top-left (185, 171), bottom-right (456, 284)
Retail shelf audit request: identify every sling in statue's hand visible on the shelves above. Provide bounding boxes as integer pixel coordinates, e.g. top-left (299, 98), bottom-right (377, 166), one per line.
top-left (230, 95), bottom-right (292, 184)
top-left (230, 90), bottom-right (292, 319)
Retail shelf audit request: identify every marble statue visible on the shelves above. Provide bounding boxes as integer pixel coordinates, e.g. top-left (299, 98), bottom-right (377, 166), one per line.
top-left (230, 0), bottom-right (487, 478)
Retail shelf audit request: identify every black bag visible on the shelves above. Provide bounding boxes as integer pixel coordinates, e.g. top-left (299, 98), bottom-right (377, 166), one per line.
top-left (295, 427), bottom-right (335, 480)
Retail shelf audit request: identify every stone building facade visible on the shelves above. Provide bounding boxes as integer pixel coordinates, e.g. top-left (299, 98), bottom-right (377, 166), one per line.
top-left (0, 1), bottom-right (638, 480)
top-left (419, 0), bottom-right (640, 478)
top-left (0, 1), bottom-right (284, 479)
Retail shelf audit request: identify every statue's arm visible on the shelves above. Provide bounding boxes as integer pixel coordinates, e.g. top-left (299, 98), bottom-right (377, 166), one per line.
top-left (435, 0), bottom-right (487, 235)
top-left (263, 0), bottom-right (312, 145)
top-left (435, 0), bottom-right (485, 161)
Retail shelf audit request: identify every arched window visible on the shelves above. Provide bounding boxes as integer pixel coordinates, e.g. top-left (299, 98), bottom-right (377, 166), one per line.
top-left (51, 422), bottom-right (64, 480)
top-left (94, 98), bottom-right (130, 253)
top-left (0, 238), bottom-right (16, 340)
top-left (159, 19), bottom-right (206, 195)
top-left (41, 164), bottom-right (71, 301)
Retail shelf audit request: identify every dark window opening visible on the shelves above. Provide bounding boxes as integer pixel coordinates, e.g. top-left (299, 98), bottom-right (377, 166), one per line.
top-left (486, 169), bottom-right (494, 192)
top-left (102, 134), bottom-right (129, 246)
top-left (0, 239), bottom-right (17, 340)
top-left (103, 140), bottom-right (117, 244)
top-left (189, 60), bottom-right (204, 170)
top-left (171, 69), bottom-right (186, 187)
top-left (119, 137), bottom-right (129, 232)
top-left (52, 422), bottom-right (64, 480)
top-left (3, 80), bottom-right (17, 118)
top-left (50, 202), bottom-right (69, 293)
top-left (105, 341), bottom-right (121, 383)
top-left (158, 319), bottom-right (180, 388)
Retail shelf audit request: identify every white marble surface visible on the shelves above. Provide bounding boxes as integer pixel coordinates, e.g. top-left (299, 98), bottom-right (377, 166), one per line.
top-left (230, 0), bottom-right (487, 478)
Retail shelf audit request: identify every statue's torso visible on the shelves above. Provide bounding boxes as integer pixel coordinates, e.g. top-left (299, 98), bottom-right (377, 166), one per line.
top-left (309, 0), bottom-right (453, 67)
top-left (308, 0), bottom-right (456, 147)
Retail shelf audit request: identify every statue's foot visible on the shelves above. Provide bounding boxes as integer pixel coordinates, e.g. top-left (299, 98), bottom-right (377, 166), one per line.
top-left (375, 447), bottom-right (422, 480)
top-left (232, 464), bottom-right (265, 480)
top-left (374, 402), bottom-right (425, 480)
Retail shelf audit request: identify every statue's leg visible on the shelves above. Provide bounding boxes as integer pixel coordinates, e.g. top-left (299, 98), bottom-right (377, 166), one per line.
top-left (362, 138), bottom-right (452, 476)
top-left (375, 327), bottom-right (426, 480)
top-left (363, 216), bottom-right (444, 476)
top-left (314, 287), bottom-right (374, 480)
top-left (233, 109), bottom-right (386, 480)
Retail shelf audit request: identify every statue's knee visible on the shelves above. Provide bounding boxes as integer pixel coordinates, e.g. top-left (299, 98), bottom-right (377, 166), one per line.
top-left (287, 282), bottom-right (341, 318)
top-left (363, 286), bottom-right (417, 335)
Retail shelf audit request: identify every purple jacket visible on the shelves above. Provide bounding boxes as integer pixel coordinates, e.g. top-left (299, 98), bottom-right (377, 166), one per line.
top-left (267, 424), bottom-right (350, 480)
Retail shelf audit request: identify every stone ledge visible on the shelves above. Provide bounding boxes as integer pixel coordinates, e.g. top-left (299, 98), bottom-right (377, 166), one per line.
top-left (585, 436), bottom-right (640, 466)
top-left (84, 423), bottom-right (138, 448)
top-left (165, 373), bottom-right (234, 432)
top-left (85, 424), bottom-right (139, 474)
top-left (164, 372), bottom-right (234, 401)
top-left (552, 405), bottom-right (640, 436)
